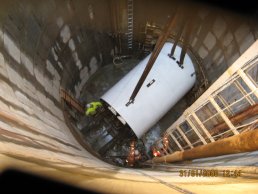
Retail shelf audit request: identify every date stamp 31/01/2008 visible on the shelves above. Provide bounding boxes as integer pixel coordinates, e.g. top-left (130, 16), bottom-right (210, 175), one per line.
top-left (179, 169), bottom-right (242, 178)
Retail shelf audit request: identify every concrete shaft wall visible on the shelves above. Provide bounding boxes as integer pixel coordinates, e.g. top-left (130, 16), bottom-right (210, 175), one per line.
top-left (0, 1), bottom-right (257, 193)
top-left (133, 0), bottom-right (258, 83)
top-left (0, 0), bottom-right (115, 171)
top-left (189, 10), bottom-right (257, 83)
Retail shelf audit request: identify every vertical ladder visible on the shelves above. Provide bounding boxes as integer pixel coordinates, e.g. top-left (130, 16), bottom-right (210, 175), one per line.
top-left (60, 88), bottom-right (84, 114)
top-left (127, 0), bottom-right (133, 49)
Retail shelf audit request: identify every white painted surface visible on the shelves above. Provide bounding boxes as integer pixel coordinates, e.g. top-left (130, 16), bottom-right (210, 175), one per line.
top-left (101, 42), bottom-right (196, 138)
top-left (167, 40), bottom-right (258, 133)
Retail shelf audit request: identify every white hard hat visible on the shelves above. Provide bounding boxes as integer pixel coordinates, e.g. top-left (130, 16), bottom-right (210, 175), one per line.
top-left (86, 104), bottom-right (91, 108)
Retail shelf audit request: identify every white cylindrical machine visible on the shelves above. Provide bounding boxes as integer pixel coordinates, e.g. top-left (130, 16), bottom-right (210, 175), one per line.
top-left (101, 42), bottom-right (196, 138)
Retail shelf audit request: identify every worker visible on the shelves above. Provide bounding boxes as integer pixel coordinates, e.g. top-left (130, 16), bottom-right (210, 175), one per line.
top-left (134, 150), bottom-right (141, 160)
top-left (152, 148), bottom-right (161, 157)
top-left (85, 101), bottom-right (103, 116)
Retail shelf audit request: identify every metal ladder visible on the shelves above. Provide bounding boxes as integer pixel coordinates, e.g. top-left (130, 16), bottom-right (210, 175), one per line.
top-left (127, 0), bottom-right (133, 49)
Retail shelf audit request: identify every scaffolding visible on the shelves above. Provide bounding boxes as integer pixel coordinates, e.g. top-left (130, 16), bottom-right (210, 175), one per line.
top-left (153, 41), bottom-right (258, 156)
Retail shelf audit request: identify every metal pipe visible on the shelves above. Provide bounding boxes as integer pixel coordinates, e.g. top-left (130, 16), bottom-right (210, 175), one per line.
top-left (178, 14), bottom-right (195, 65)
top-left (210, 103), bottom-right (258, 135)
top-left (209, 96), bottom-right (239, 135)
top-left (153, 127), bottom-right (258, 163)
top-left (169, 15), bottom-right (187, 58)
top-left (128, 10), bottom-right (178, 104)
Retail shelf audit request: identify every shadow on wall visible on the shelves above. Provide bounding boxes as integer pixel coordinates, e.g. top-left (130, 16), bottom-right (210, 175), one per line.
top-left (0, 169), bottom-right (98, 194)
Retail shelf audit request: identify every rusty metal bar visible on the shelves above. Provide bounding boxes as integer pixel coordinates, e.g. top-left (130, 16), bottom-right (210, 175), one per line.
top-left (210, 103), bottom-right (258, 135)
top-left (169, 15), bottom-right (187, 58)
top-left (60, 88), bottom-right (84, 114)
top-left (127, 11), bottom-right (178, 104)
top-left (153, 127), bottom-right (258, 163)
top-left (209, 97), bottom-right (239, 135)
top-left (178, 16), bottom-right (195, 66)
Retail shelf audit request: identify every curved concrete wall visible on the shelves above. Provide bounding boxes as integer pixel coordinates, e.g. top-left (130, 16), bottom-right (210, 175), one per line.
top-left (0, 1), bottom-right (257, 193)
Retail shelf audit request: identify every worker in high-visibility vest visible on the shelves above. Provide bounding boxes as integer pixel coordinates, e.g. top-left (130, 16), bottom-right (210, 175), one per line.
top-left (85, 101), bottom-right (103, 116)
top-left (152, 148), bottom-right (161, 157)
